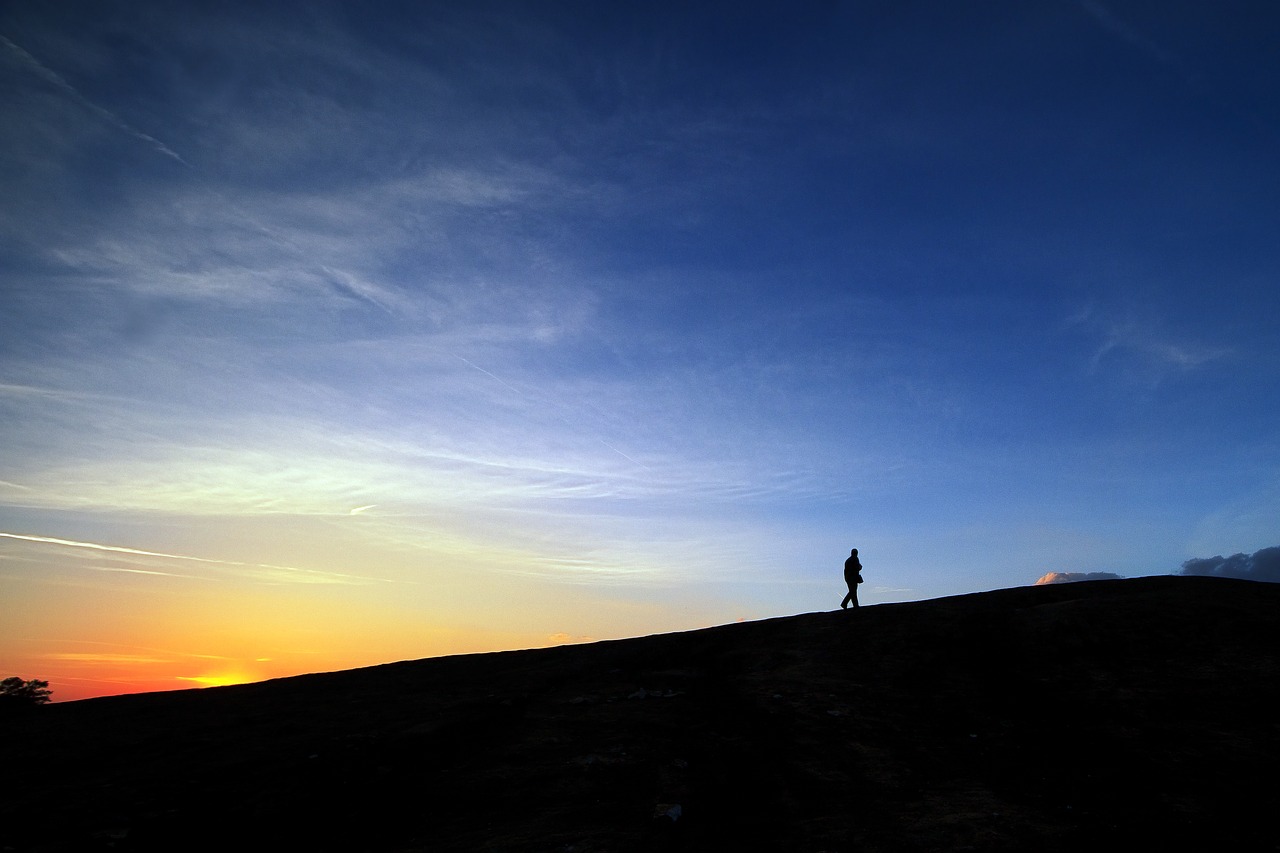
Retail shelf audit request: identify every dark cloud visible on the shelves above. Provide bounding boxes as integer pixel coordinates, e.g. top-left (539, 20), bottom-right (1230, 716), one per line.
top-left (1179, 546), bottom-right (1280, 583)
top-left (1034, 571), bottom-right (1123, 585)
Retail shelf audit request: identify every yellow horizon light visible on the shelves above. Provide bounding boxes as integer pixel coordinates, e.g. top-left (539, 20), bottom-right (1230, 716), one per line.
top-left (175, 672), bottom-right (260, 688)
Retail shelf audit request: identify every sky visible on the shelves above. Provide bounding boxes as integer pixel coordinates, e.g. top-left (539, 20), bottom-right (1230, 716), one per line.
top-left (3, 1), bottom-right (1278, 701)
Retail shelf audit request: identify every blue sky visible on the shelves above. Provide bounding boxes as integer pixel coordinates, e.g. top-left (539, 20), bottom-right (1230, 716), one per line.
top-left (3, 1), bottom-right (1278, 698)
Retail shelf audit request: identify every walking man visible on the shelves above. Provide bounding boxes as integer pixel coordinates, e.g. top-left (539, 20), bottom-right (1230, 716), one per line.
top-left (841, 548), bottom-right (863, 610)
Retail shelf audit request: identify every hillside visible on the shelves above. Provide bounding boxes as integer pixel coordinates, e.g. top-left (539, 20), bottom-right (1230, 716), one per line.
top-left (4, 576), bottom-right (1279, 852)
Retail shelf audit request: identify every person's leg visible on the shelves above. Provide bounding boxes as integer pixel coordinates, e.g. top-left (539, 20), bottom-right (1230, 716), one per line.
top-left (840, 591), bottom-right (852, 609)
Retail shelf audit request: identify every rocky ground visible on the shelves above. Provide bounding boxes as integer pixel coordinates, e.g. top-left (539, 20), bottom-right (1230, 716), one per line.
top-left (4, 575), bottom-right (1279, 852)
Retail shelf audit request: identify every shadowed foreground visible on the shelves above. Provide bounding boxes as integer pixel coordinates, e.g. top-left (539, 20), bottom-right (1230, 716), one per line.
top-left (5, 576), bottom-right (1279, 851)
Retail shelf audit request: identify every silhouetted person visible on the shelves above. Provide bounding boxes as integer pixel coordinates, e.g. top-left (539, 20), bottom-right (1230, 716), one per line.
top-left (841, 548), bottom-right (863, 610)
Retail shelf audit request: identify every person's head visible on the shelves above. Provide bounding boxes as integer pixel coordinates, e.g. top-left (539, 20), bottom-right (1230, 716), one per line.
top-left (851, 548), bottom-right (858, 556)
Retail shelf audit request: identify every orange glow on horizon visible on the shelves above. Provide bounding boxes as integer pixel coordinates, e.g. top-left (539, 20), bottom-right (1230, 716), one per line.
top-left (175, 672), bottom-right (260, 688)
top-left (31, 624), bottom-right (614, 702)
top-left (3, 527), bottom-right (725, 704)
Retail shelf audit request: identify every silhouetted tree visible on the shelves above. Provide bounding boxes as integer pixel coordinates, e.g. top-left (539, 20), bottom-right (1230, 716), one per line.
top-left (0, 676), bottom-right (52, 707)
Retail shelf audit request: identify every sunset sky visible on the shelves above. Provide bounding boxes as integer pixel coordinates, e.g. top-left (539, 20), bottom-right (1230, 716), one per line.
top-left (3, 1), bottom-right (1278, 701)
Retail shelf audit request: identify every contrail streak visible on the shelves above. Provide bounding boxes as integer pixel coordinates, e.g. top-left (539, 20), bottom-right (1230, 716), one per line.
top-left (0, 532), bottom-right (392, 585)
top-left (456, 355), bottom-right (524, 395)
top-left (0, 532), bottom-right (240, 565)
top-left (598, 439), bottom-right (650, 471)
top-left (1, 33), bottom-right (189, 166)
top-left (89, 565), bottom-right (197, 578)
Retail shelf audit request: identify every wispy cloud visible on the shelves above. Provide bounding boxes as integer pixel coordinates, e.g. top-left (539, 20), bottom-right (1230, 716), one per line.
top-left (243, 562), bottom-right (399, 586)
top-left (87, 565), bottom-right (199, 579)
top-left (1067, 304), bottom-right (1231, 381)
top-left (319, 266), bottom-right (409, 317)
top-left (1090, 325), bottom-right (1229, 371)
top-left (30, 158), bottom-right (593, 319)
top-left (546, 632), bottom-right (595, 645)
top-left (0, 7), bottom-right (615, 320)
top-left (2, 356), bottom-right (844, 514)
top-left (43, 652), bottom-right (174, 664)
top-left (0, 383), bottom-right (117, 404)
top-left (39, 640), bottom-right (235, 665)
